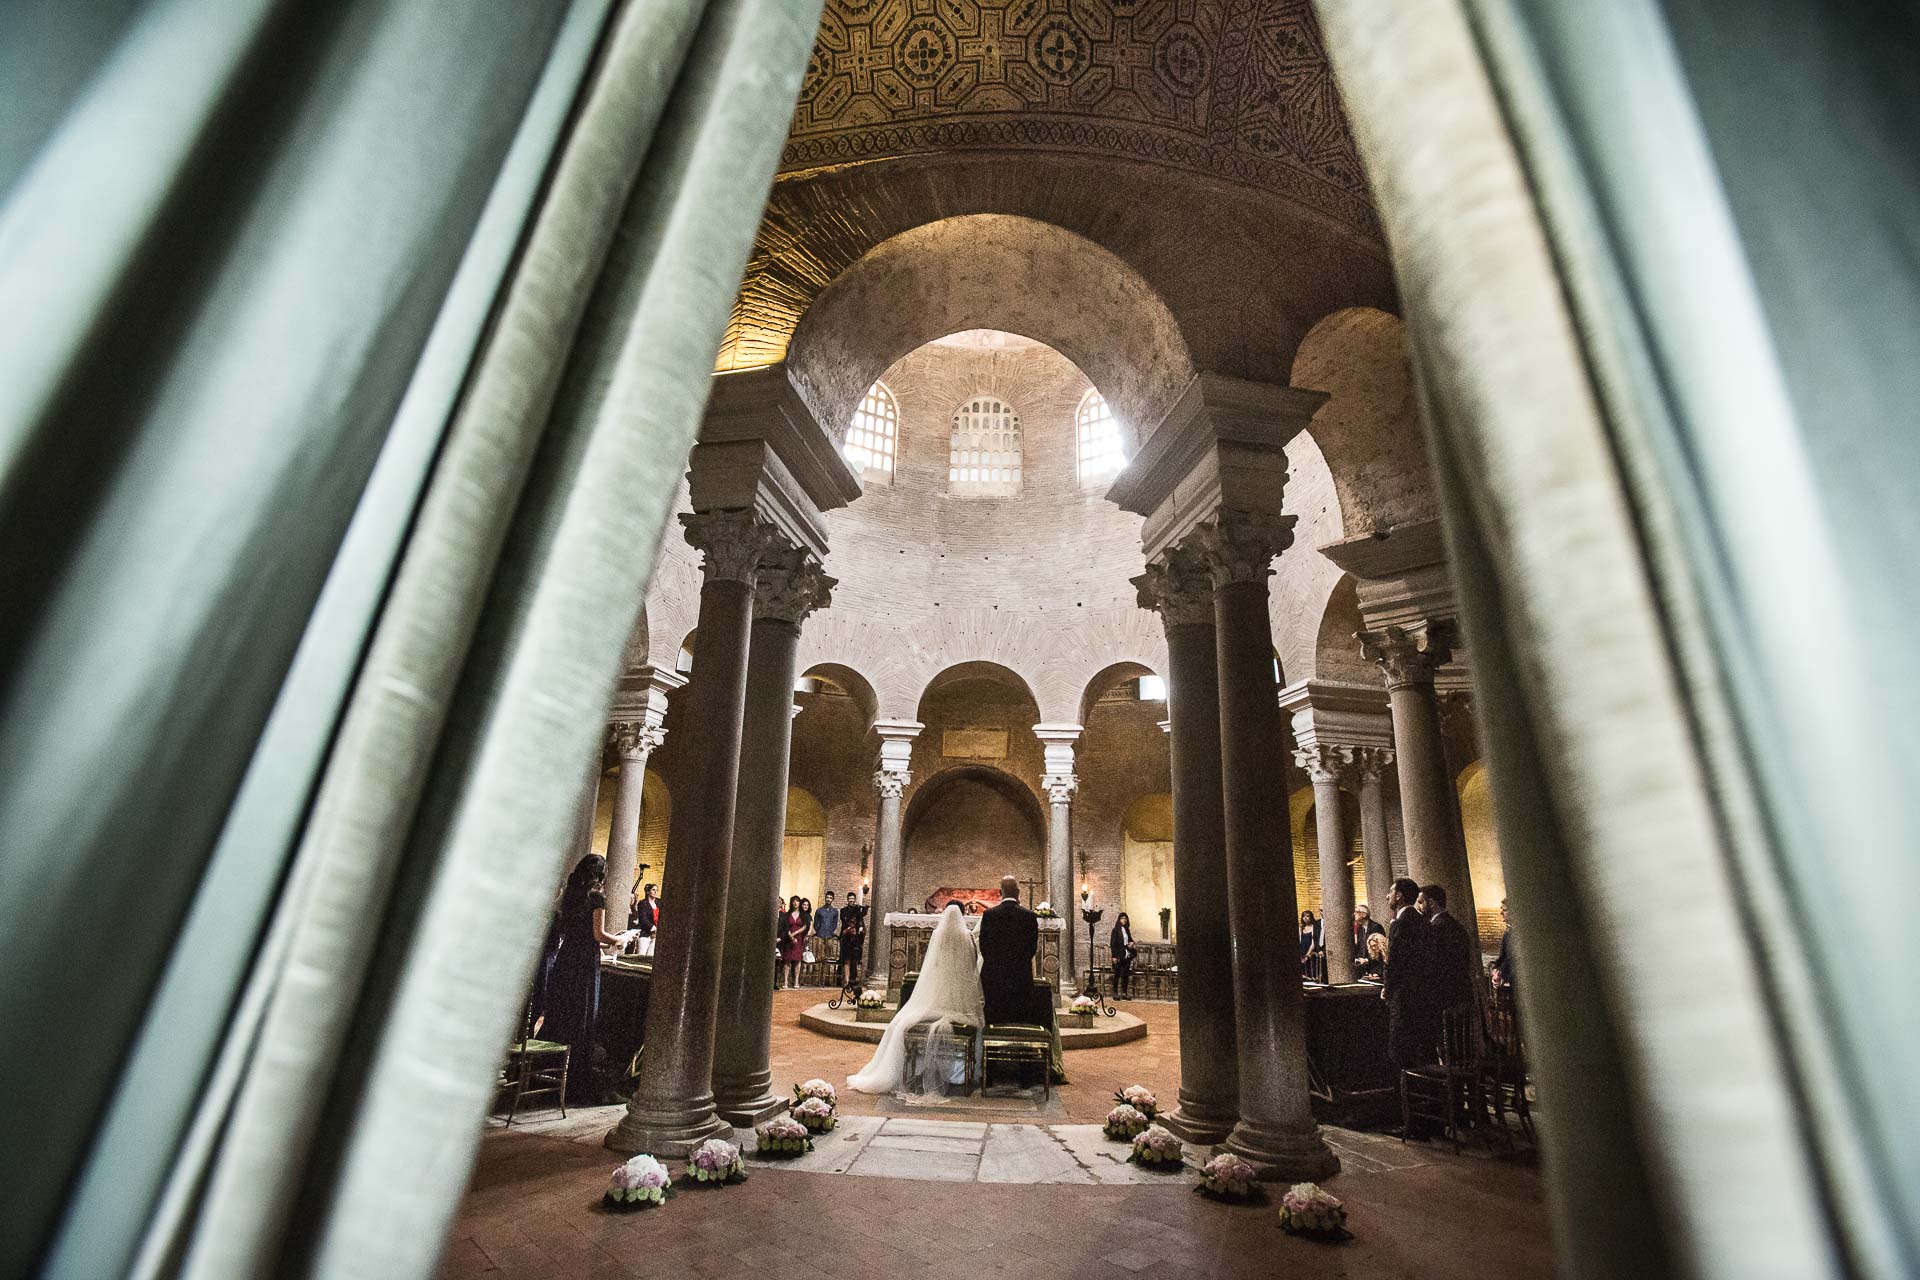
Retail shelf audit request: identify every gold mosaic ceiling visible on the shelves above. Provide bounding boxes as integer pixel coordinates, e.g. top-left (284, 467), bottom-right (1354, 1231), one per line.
top-left (781, 0), bottom-right (1372, 234)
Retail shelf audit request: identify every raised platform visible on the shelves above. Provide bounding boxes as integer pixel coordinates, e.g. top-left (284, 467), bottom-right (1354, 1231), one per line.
top-left (798, 1003), bottom-right (1147, 1049)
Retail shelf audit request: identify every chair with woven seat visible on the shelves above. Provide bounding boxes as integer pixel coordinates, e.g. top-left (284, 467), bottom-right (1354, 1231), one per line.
top-left (1398, 1003), bottom-right (1485, 1151)
top-left (498, 1037), bottom-right (569, 1126)
top-left (981, 1023), bottom-right (1051, 1099)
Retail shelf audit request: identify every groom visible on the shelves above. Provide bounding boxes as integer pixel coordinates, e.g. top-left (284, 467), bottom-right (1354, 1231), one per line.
top-left (978, 875), bottom-right (1039, 1026)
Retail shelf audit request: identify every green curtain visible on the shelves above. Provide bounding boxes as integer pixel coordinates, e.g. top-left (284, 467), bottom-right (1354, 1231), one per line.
top-left (1318, 0), bottom-right (1918, 1275)
top-left (0, 0), bottom-right (824, 1276)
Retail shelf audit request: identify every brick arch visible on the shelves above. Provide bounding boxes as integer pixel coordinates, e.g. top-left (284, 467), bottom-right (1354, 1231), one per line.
top-left (914, 659), bottom-right (1041, 725)
top-left (800, 660), bottom-right (879, 731)
top-left (1077, 659), bottom-right (1161, 727)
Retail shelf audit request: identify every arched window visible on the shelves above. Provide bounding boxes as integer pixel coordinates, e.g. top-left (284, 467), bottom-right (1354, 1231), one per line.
top-left (843, 380), bottom-right (898, 480)
top-left (948, 395), bottom-right (1022, 496)
top-left (1075, 388), bottom-right (1125, 485)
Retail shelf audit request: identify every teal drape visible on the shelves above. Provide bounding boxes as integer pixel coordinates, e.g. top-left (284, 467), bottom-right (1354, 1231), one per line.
top-left (0, 0), bottom-right (824, 1276)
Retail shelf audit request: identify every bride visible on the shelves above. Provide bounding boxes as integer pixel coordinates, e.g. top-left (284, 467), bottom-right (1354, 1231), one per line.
top-left (848, 903), bottom-right (984, 1096)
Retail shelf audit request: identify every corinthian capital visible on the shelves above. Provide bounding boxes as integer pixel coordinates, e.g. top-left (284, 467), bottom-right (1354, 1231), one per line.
top-left (1293, 743), bottom-right (1354, 786)
top-left (608, 720), bottom-right (668, 760)
top-left (1188, 510), bottom-right (1298, 589)
top-left (1132, 546), bottom-right (1214, 626)
top-left (679, 509), bottom-right (778, 585)
top-left (754, 546), bottom-right (835, 625)
top-left (1042, 773), bottom-right (1079, 805)
top-left (873, 767), bottom-right (910, 800)
top-left (1352, 745), bottom-right (1395, 781)
top-left (1359, 619), bottom-right (1457, 690)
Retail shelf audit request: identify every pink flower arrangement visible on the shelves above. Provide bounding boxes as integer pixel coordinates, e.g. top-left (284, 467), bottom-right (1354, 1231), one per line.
top-left (686, 1137), bottom-right (746, 1185)
top-left (791, 1096), bottom-right (838, 1132)
top-left (755, 1115), bottom-right (813, 1157)
top-left (792, 1078), bottom-right (838, 1106)
top-left (1128, 1123), bottom-right (1185, 1169)
top-left (1278, 1182), bottom-right (1348, 1238)
top-left (603, 1154), bottom-right (672, 1209)
top-left (1197, 1153), bottom-right (1259, 1200)
top-left (1103, 1103), bottom-right (1150, 1141)
top-left (1113, 1084), bottom-right (1158, 1116)
top-left (1068, 995), bottom-right (1098, 1015)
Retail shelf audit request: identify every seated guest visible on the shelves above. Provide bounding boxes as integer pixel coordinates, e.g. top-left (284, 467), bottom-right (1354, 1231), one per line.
top-left (1354, 903), bottom-right (1385, 955)
top-left (1358, 930), bottom-right (1388, 982)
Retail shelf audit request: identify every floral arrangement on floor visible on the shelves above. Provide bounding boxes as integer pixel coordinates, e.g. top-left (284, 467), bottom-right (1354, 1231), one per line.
top-left (754, 1115), bottom-right (814, 1158)
top-left (1113, 1084), bottom-right (1157, 1117)
top-left (685, 1137), bottom-right (747, 1186)
top-left (856, 990), bottom-right (886, 1009)
top-left (603, 1154), bottom-right (672, 1210)
top-left (1103, 1103), bottom-right (1151, 1141)
top-left (1195, 1153), bottom-right (1263, 1203)
top-left (1128, 1124), bottom-right (1185, 1170)
top-left (793, 1078), bottom-right (838, 1107)
top-left (1277, 1182), bottom-right (1349, 1240)
top-left (791, 1096), bottom-right (838, 1132)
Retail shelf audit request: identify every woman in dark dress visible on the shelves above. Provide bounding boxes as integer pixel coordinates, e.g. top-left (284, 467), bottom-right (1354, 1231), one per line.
top-left (1109, 912), bottom-right (1139, 999)
top-left (1299, 910), bottom-right (1322, 982)
top-left (543, 855), bottom-right (632, 1104)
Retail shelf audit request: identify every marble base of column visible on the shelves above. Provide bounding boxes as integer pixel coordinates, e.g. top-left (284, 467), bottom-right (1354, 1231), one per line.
top-left (1213, 578), bottom-right (1338, 1181)
top-left (608, 521), bottom-right (766, 1157)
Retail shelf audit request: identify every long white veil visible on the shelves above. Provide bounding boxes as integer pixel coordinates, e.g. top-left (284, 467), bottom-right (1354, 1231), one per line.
top-left (848, 904), bottom-right (985, 1096)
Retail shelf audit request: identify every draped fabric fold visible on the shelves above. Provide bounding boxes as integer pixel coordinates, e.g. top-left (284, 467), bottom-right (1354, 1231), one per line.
top-left (2, 0), bottom-right (824, 1275)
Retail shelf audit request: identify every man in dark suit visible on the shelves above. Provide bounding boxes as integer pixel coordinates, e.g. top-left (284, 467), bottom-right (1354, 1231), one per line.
top-left (1420, 883), bottom-right (1476, 1015)
top-left (1382, 876), bottom-right (1434, 1067)
top-left (978, 875), bottom-right (1040, 1026)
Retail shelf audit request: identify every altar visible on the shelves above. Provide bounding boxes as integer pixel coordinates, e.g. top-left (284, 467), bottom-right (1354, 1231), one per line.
top-left (881, 911), bottom-right (1067, 1005)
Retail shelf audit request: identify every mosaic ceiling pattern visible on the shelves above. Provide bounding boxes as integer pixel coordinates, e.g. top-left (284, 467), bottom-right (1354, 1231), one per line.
top-left (782, 0), bottom-right (1373, 235)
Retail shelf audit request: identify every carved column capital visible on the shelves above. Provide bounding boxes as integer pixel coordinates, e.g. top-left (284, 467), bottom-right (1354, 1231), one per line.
top-left (1132, 546), bottom-right (1215, 626)
top-left (1359, 619), bottom-right (1458, 690)
top-left (1042, 773), bottom-right (1079, 806)
top-left (753, 546), bottom-right (835, 625)
top-left (1293, 743), bottom-right (1355, 786)
top-left (608, 720), bottom-right (668, 761)
top-left (872, 768), bottom-right (910, 800)
top-left (1188, 511), bottom-right (1298, 590)
top-left (1352, 745), bottom-right (1396, 781)
top-left (679, 509), bottom-right (779, 585)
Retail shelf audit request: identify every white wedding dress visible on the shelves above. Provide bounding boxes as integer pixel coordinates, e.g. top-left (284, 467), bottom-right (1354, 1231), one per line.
top-left (848, 904), bottom-right (985, 1096)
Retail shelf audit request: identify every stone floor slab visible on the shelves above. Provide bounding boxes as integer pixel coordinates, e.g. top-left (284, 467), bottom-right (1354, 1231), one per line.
top-left (842, 1144), bottom-right (981, 1182)
top-left (879, 1118), bottom-right (990, 1139)
top-left (745, 1114), bottom-right (883, 1174)
top-left (867, 1133), bottom-right (986, 1155)
top-left (978, 1123), bottom-right (1096, 1184)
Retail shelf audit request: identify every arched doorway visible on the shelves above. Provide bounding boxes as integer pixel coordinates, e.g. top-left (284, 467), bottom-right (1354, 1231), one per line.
top-left (901, 765), bottom-right (1045, 913)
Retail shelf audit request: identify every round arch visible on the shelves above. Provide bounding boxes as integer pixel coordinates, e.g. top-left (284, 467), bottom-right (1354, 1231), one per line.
top-left (786, 214), bottom-right (1196, 439)
top-left (800, 660), bottom-right (880, 731)
top-left (901, 764), bottom-right (1047, 913)
top-left (1289, 306), bottom-right (1436, 537)
top-left (915, 660), bottom-right (1041, 724)
top-left (1077, 660), bottom-right (1160, 727)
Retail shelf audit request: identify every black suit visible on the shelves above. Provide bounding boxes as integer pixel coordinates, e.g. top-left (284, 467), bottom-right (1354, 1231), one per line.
top-left (1427, 911), bottom-right (1476, 1013)
top-left (1491, 928), bottom-right (1516, 995)
top-left (1385, 905), bottom-right (1434, 1067)
top-left (978, 899), bottom-right (1039, 1026)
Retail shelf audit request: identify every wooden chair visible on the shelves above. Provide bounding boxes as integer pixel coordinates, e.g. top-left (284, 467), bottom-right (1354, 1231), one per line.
top-left (499, 1037), bottom-right (570, 1126)
top-left (1398, 1003), bottom-right (1485, 1151)
top-left (903, 1019), bottom-right (979, 1094)
top-left (981, 1023), bottom-right (1052, 1100)
top-left (1483, 989), bottom-right (1534, 1142)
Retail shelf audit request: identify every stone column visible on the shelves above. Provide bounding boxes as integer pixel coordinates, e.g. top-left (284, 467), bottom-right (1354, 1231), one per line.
top-left (1035, 724), bottom-right (1081, 993)
top-left (1355, 747), bottom-right (1396, 921)
top-left (1135, 548), bottom-right (1238, 1144)
top-left (1361, 621), bottom-right (1480, 950)
top-left (866, 721), bottom-right (921, 992)
top-left (1297, 745), bottom-right (1356, 983)
top-left (1196, 514), bottom-right (1339, 1180)
top-left (609, 510), bottom-right (775, 1155)
top-left (603, 720), bottom-right (666, 929)
top-left (712, 546), bottom-right (833, 1126)
top-left (573, 753), bottom-right (605, 860)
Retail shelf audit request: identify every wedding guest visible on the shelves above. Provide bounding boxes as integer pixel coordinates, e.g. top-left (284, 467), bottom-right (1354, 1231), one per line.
top-left (813, 891), bottom-right (839, 946)
top-left (1490, 898), bottom-right (1517, 996)
top-left (1419, 883), bottom-right (1476, 1013)
top-left (838, 888), bottom-right (867, 988)
top-left (628, 882), bottom-right (659, 956)
top-left (1382, 877), bottom-right (1434, 1068)
top-left (1354, 903), bottom-right (1385, 954)
top-left (1358, 930), bottom-right (1389, 982)
top-left (777, 895), bottom-right (809, 990)
top-left (1298, 909), bottom-right (1323, 982)
top-left (1109, 911), bottom-right (1139, 999)
top-left (544, 855), bottom-right (634, 1104)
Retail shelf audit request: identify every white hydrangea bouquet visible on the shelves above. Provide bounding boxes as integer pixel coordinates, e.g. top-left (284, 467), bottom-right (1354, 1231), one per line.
top-left (1103, 1103), bottom-right (1151, 1142)
top-left (792, 1078), bottom-right (838, 1108)
top-left (856, 990), bottom-right (886, 1009)
top-left (1128, 1123), bottom-right (1185, 1170)
top-left (685, 1137), bottom-right (747, 1186)
top-left (1195, 1152), bottom-right (1262, 1203)
top-left (603, 1154), bottom-right (673, 1210)
top-left (1067, 995), bottom-right (1098, 1016)
top-left (1277, 1182), bottom-right (1349, 1240)
top-left (791, 1095), bottom-right (838, 1133)
top-left (1112, 1083), bottom-right (1157, 1118)
top-left (754, 1115), bottom-right (813, 1158)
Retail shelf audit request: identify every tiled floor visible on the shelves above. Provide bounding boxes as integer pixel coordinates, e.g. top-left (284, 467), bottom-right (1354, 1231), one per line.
top-left (443, 988), bottom-right (1558, 1279)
